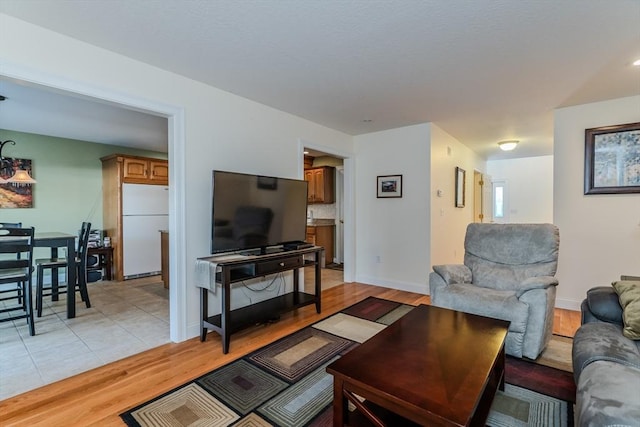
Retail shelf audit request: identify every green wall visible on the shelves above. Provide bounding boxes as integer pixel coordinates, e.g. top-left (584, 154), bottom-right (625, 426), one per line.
top-left (0, 129), bottom-right (166, 257)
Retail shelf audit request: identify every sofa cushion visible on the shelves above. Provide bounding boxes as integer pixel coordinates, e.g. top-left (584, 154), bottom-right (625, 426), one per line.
top-left (572, 322), bottom-right (640, 381)
top-left (613, 280), bottom-right (640, 340)
top-left (576, 361), bottom-right (640, 427)
top-left (585, 286), bottom-right (624, 324)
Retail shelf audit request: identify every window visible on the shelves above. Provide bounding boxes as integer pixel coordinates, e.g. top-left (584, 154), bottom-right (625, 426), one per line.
top-left (492, 180), bottom-right (507, 222)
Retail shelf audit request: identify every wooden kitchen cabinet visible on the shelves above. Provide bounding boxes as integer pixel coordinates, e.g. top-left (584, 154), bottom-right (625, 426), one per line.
top-left (304, 166), bottom-right (334, 204)
top-left (306, 224), bottom-right (334, 265)
top-left (122, 156), bottom-right (168, 184)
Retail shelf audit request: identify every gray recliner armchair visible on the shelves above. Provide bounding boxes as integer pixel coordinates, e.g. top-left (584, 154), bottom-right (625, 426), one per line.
top-left (429, 223), bottom-right (559, 359)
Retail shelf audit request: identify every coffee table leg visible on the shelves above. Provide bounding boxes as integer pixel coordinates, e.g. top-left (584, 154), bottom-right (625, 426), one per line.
top-left (333, 377), bottom-right (347, 427)
top-left (498, 345), bottom-right (505, 391)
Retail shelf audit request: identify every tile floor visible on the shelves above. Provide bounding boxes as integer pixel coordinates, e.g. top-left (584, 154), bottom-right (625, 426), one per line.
top-left (0, 276), bottom-right (169, 400)
top-left (0, 266), bottom-right (344, 401)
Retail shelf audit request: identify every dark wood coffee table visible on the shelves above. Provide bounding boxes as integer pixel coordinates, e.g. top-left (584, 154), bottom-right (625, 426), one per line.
top-left (326, 304), bottom-right (509, 426)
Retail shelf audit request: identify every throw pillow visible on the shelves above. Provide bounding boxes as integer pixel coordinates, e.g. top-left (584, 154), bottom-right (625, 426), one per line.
top-left (612, 280), bottom-right (640, 340)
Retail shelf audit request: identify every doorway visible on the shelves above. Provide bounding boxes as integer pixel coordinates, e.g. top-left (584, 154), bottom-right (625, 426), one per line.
top-left (302, 148), bottom-right (345, 290)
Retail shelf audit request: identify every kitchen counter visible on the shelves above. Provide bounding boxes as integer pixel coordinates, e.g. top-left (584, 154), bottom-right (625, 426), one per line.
top-left (306, 221), bottom-right (335, 266)
top-left (307, 219), bottom-right (335, 226)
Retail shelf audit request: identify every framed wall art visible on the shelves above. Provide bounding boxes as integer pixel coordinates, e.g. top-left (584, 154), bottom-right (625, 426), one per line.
top-left (455, 167), bottom-right (465, 208)
top-left (0, 157), bottom-right (34, 208)
top-left (377, 174), bottom-right (402, 198)
top-left (584, 122), bottom-right (640, 194)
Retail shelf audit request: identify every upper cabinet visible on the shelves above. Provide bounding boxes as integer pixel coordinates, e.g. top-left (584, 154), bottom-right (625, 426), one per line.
top-left (121, 156), bottom-right (168, 185)
top-left (304, 166), bottom-right (334, 204)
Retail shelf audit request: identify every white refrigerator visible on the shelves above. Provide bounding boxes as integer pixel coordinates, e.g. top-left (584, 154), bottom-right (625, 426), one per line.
top-left (122, 183), bottom-right (169, 278)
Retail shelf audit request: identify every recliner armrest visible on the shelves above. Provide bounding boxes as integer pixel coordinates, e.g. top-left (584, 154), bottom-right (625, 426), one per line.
top-left (515, 276), bottom-right (558, 298)
top-left (432, 264), bottom-right (472, 285)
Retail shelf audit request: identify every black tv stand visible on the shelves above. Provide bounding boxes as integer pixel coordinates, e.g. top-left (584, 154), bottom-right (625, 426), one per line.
top-left (283, 241), bottom-right (314, 251)
top-left (199, 246), bottom-right (323, 353)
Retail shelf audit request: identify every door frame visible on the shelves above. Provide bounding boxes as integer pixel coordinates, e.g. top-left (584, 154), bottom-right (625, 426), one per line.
top-left (1, 63), bottom-right (188, 342)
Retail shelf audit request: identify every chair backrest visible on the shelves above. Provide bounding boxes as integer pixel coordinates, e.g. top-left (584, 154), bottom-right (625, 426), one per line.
top-left (0, 222), bottom-right (22, 228)
top-left (0, 222), bottom-right (23, 259)
top-left (0, 227), bottom-right (35, 282)
top-left (76, 222), bottom-right (92, 277)
top-left (464, 223), bottom-right (559, 290)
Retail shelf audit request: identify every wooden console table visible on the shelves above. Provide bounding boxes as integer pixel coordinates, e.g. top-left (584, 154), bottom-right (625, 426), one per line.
top-left (199, 246), bottom-right (323, 353)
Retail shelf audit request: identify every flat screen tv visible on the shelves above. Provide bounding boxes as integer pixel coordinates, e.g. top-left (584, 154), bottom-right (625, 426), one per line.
top-left (211, 170), bottom-right (309, 254)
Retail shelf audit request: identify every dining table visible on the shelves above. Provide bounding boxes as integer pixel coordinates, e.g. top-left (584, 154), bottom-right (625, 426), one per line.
top-left (34, 232), bottom-right (77, 319)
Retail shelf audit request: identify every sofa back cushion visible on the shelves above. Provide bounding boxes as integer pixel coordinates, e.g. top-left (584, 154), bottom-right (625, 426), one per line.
top-left (464, 223), bottom-right (559, 290)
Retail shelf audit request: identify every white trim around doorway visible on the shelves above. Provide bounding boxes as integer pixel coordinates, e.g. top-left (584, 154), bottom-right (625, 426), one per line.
top-left (298, 139), bottom-right (355, 283)
top-left (0, 62), bottom-right (188, 343)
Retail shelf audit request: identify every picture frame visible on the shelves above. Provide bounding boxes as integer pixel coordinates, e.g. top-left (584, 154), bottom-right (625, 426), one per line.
top-left (377, 174), bottom-right (402, 198)
top-left (455, 167), bottom-right (465, 208)
top-left (584, 122), bottom-right (640, 194)
top-left (0, 157), bottom-right (34, 208)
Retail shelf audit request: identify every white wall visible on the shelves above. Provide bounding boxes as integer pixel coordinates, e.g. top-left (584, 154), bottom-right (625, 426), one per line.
top-left (0, 14), bottom-right (354, 340)
top-left (486, 155), bottom-right (554, 224)
top-left (430, 124), bottom-right (485, 267)
top-left (353, 124), bottom-right (431, 294)
top-left (554, 96), bottom-right (640, 310)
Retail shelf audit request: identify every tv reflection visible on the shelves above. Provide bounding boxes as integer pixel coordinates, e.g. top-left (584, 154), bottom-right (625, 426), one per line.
top-left (214, 205), bottom-right (274, 251)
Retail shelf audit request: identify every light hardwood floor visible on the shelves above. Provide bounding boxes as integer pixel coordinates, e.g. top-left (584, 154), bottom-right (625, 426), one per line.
top-left (0, 282), bottom-right (580, 427)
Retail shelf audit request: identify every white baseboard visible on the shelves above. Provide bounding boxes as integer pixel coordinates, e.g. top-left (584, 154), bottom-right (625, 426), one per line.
top-left (187, 322), bottom-right (201, 340)
top-left (555, 297), bottom-right (582, 312)
top-left (355, 275), bottom-right (428, 295)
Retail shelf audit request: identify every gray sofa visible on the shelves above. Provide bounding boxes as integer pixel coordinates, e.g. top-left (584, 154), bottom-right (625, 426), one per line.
top-left (430, 223), bottom-right (559, 359)
top-left (572, 286), bottom-right (640, 426)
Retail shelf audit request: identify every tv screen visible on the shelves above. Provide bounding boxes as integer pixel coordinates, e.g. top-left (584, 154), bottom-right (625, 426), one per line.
top-left (211, 170), bottom-right (309, 254)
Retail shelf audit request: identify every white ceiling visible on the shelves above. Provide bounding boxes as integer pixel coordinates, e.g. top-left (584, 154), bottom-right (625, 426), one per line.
top-left (0, 78), bottom-right (168, 152)
top-left (1, 0), bottom-right (639, 159)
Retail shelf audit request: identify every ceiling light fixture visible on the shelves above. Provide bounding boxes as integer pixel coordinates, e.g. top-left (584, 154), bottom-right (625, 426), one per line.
top-left (633, 59), bottom-right (640, 66)
top-left (498, 140), bottom-right (519, 151)
top-left (0, 140), bottom-right (37, 185)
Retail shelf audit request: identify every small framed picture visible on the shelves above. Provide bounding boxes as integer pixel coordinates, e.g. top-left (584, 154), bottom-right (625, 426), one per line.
top-left (377, 174), bottom-right (402, 198)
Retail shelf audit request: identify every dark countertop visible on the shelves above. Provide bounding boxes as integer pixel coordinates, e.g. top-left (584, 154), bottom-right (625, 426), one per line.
top-left (306, 219), bottom-right (335, 226)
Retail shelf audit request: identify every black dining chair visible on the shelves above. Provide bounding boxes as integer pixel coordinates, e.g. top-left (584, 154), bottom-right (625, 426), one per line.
top-left (35, 222), bottom-right (92, 317)
top-left (0, 226), bottom-right (36, 336)
top-left (0, 222), bottom-right (25, 305)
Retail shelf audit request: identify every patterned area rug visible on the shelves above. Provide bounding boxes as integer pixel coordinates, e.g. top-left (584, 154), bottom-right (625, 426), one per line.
top-left (121, 297), bottom-right (574, 427)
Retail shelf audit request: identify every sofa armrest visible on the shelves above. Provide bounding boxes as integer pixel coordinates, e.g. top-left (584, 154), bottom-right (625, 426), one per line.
top-left (431, 264), bottom-right (472, 285)
top-left (515, 276), bottom-right (558, 298)
top-left (582, 286), bottom-right (623, 326)
top-left (572, 322), bottom-right (640, 382)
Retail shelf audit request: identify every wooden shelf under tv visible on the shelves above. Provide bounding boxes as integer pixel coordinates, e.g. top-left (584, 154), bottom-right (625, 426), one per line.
top-left (199, 246), bottom-right (324, 353)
